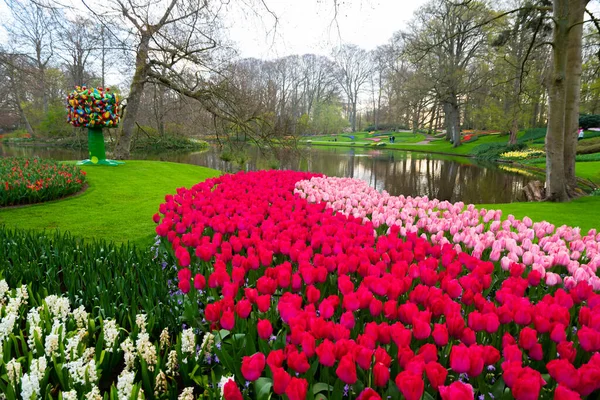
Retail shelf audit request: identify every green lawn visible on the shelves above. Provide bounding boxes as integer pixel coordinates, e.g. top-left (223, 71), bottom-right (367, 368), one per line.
top-left (0, 161), bottom-right (220, 247)
top-left (478, 196), bottom-right (600, 234)
top-left (530, 161), bottom-right (600, 185)
top-left (306, 132), bottom-right (515, 155)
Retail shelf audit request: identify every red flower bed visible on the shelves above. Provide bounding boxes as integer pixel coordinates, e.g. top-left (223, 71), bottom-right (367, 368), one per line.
top-left (155, 170), bottom-right (600, 400)
top-left (0, 157), bottom-right (86, 206)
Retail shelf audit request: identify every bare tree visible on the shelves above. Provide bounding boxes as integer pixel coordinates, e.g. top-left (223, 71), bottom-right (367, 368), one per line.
top-left (0, 51), bottom-right (36, 137)
top-left (87, 0), bottom-right (225, 159)
top-left (3, 0), bottom-right (56, 114)
top-left (332, 44), bottom-right (371, 132)
top-left (56, 18), bottom-right (97, 87)
top-left (403, 0), bottom-right (491, 146)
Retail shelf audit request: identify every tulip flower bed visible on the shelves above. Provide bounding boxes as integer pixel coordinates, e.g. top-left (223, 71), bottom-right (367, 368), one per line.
top-left (154, 170), bottom-right (600, 400)
top-left (0, 157), bottom-right (86, 207)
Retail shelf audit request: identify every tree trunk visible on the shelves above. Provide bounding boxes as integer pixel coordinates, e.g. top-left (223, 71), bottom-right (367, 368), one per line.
top-left (444, 95), bottom-right (461, 147)
top-left (563, 0), bottom-right (587, 190)
top-left (351, 99), bottom-right (357, 132)
top-left (429, 104), bottom-right (437, 135)
top-left (16, 97), bottom-right (35, 138)
top-left (40, 67), bottom-right (48, 115)
top-left (443, 103), bottom-right (452, 141)
top-left (531, 101), bottom-right (540, 128)
top-left (8, 63), bottom-right (35, 138)
top-left (114, 33), bottom-right (151, 159)
top-left (545, 0), bottom-right (569, 202)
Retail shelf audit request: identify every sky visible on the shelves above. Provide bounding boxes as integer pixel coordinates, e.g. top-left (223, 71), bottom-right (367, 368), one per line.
top-left (0, 0), bottom-right (426, 59)
top-left (222, 0), bottom-right (426, 59)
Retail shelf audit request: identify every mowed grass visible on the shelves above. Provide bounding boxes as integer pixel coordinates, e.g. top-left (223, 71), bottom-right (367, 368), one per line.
top-left (478, 196), bottom-right (600, 234)
top-left (530, 161), bottom-right (600, 185)
top-left (306, 132), bottom-right (516, 155)
top-left (0, 161), bottom-right (220, 247)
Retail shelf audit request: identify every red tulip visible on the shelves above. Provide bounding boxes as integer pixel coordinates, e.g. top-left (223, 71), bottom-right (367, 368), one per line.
top-left (193, 274), bottom-right (206, 290)
top-left (357, 388), bottom-right (382, 400)
top-left (519, 327), bottom-right (538, 351)
top-left (241, 352), bottom-right (265, 381)
top-left (235, 299), bottom-right (252, 319)
top-left (223, 380), bottom-right (243, 400)
top-left (512, 368), bottom-right (544, 400)
top-left (266, 349), bottom-right (285, 369)
top-left (316, 339), bottom-right (336, 367)
top-left (287, 349), bottom-right (310, 374)
top-left (425, 361), bottom-right (448, 390)
top-left (220, 310), bottom-right (235, 330)
top-left (271, 366), bottom-right (291, 395)
top-left (285, 377), bottom-right (308, 400)
top-left (547, 359), bottom-right (579, 390)
top-left (257, 319), bottom-right (273, 340)
top-left (555, 384), bottom-right (581, 400)
top-left (438, 381), bottom-right (474, 399)
top-left (178, 279), bottom-right (190, 294)
top-left (557, 341), bottom-right (577, 363)
top-left (449, 344), bottom-right (470, 374)
top-left (395, 371), bottom-right (424, 400)
top-left (432, 323), bottom-right (449, 346)
top-left (336, 354), bottom-right (357, 384)
top-left (373, 362), bottom-right (390, 387)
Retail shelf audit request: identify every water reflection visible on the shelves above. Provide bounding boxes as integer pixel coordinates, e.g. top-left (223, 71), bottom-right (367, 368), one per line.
top-left (0, 144), bottom-right (532, 204)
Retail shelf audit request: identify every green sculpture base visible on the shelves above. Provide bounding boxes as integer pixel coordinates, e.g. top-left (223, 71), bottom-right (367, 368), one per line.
top-left (77, 159), bottom-right (125, 166)
top-left (78, 127), bottom-right (124, 166)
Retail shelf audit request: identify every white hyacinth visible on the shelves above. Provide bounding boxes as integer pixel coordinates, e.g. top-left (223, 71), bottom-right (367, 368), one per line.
top-left (85, 386), bottom-right (103, 400)
top-left (121, 337), bottom-right (136, 370)
top-left (17, 284), bottom-right (28, 300)
top-left (44, 333), bottom-right (59, 357)
top-left (65, 334), bottom-right (81, 361)
top-left (117, 369), bottom-right (136, 400)
top-left (26, 308), bottom-right (41, 352)
top-left (73, 305), bottom-right (88, 329)
top-left (20, 373), bottom-right (40, 400)
top-left (0, 312), bottom-right (17, 346)
top-left (0, 279), bottom-right (9, 304)
top-left (200, 332), bottom-right (214, 361)
top-left (61, 390), bottom-right (77, 400)
top-left (103, 319), bottom-right (119, 352)
top-left (178, 387), bottom-right (195, 400)
top-left (29, 356), bottom-right (47, 381)
top-left (181, 328), bottom-right (195, 356)
top-left (44, 295), bottom-right (70, 321)
top-left (159, 328), bottom-right (170, 349)
top-left (6, 358), bottom-right (21, 386)
top-left (166, 350), bottom-right (178, 376)
top-left (67, 357), bottom-right (98, 385)
top-left (154, 370), bottom-right (167, 396)
top-left (136, 332), bottom-right (157, 371)
top-left (135, 314), bottom-right (147, 332)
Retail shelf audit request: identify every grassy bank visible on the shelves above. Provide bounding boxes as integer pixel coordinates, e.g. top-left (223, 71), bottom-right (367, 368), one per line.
top-left (305, 132), bottom-right (515, 155)
top-left (0, 161), bottom-right (220, 246)
top-left (478, 196), bottom-right (600, 233)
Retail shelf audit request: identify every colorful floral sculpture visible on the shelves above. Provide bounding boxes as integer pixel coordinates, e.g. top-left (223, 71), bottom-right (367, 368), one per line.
top-left (67, 86), bottom-right (124, 166)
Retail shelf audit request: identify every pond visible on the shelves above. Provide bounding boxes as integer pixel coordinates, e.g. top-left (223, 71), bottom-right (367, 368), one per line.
top-left (0, 143), bottom-right (534, 204)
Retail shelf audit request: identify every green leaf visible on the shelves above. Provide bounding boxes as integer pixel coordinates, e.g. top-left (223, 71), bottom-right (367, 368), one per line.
top-left (312, 383), bottom-right (334, 395)
top-left (490, 378), bottom-right (506, 400)
top-left (423, 392), bottom-right (436, 400)
top-left (255, 377), bottom-right (273, 400)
